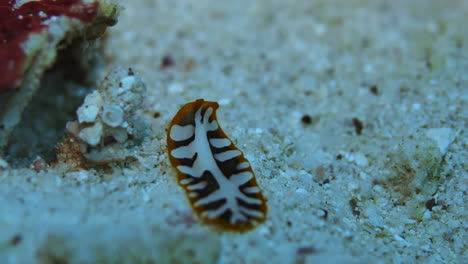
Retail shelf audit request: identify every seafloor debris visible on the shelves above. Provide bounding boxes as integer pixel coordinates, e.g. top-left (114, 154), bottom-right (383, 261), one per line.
top-left (62, 68), bottom-right (149, 164)
top-left (167, 99), bottom-right (268, 232)
top-left (381, 128), bottom-right (456, 222)
top-left (55, 134), bottom-right (86, 171)
top-left (385, 129), bottom-right (455, 199)
top-left (30, 156), bottom-right (49, 172)
top-left (0, 0), bottom-right (120, 153)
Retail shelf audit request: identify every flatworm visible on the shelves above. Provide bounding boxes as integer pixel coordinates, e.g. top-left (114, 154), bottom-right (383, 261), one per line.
top-left (167, 99), bottom-right (267, 232)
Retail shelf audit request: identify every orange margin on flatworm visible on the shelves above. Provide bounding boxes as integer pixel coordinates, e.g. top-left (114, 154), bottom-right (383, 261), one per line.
top-left (166, 99), bottom-right (267, 232)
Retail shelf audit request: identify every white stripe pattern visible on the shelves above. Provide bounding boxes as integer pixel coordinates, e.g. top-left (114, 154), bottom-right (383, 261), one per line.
top-left (209, 138), bottom-right (232, 148)
top-left (167, 99), bottom-right (267, 231)
top-left (170, 124), bottom-right (194, 141)
top-left (214, 150), bottom-right (241, 162)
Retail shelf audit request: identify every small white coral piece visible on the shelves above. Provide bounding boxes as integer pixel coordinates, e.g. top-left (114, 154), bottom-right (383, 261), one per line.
top-left (120, 76), bottom-right (135, 91)
top-left (111, 127), bottom-right (129, 143)
top-left (168, 82), bottom-right (184, 94)
top-left (65, 121), bottom-right (80, 136)
top-left (77, 90), bottom-right (103, 123)
top-left (101, 104), bottom-right (124, 127)
top-left (424, 127), bottom-right (456, 154)
top-left (79, 122), bottom-right (103, 146)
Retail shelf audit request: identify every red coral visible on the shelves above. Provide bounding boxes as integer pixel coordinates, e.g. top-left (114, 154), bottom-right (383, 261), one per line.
top-left (0, 0), bottom-right (99, 93)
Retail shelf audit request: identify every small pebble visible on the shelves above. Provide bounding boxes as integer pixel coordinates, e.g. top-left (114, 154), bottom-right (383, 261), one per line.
top-left (168, 82), bottom-right (184, 94)
top-left (161, 55), bottom-right (174, 68)
top-left (120, 76), bottom-right (135, 90)
top-left (352, 118), bottom-right (363, 135)
top-left (301, 114), bottom-right (312, 125)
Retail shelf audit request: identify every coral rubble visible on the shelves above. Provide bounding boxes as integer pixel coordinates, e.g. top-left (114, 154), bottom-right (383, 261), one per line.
top-left (0, 0), bottom-right (120, 153)
top-left (62, 68), bottom-right (149, 164)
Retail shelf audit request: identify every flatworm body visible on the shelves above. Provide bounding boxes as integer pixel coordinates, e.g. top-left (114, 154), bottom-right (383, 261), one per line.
top-left (167, 99), bottom-right (267, 232)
